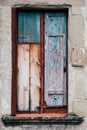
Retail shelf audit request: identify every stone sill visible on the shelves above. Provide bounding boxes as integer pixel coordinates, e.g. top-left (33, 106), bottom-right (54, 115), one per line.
top-left (2, 113), bottom-right (84, 126)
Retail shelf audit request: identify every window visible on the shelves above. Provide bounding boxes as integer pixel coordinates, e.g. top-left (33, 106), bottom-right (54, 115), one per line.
top-left (12, 8), bottom-right (68, 116)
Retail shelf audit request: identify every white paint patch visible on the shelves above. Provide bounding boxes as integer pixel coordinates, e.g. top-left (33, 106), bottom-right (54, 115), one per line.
top-left (4, 62), bottom-right (7, 66)
top-left (80, 48), bottom-right (85, 55)
top-left (79, 59), bottom-right (81, 63)
top-left (1, 98), bottom-right (8, 109)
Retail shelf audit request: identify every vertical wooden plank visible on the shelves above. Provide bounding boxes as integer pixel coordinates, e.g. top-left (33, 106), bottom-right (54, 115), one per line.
top-left (30, 44), bottom-right (41, 112)
top-left (18, 44), bottom-right (29, 111)
top-left (40, 13), bottom-right (44, 113)
top-left (11, 8), bottom-right (17, 115)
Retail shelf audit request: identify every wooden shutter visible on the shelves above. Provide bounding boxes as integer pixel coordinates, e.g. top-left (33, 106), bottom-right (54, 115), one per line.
top-left (44, 12), bottom-right (67, 107)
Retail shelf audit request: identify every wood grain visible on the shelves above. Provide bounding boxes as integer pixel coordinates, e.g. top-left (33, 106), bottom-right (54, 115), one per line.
top-left (18, 44), bottom-right (29, 111)
top-left (30, 44), bottom-right (41, 112)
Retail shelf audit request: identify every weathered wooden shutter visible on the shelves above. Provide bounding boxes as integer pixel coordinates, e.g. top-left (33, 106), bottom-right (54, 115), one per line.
top-left (44, 12), bottom-right (67, 107)
top-left (17, 11), bottom-right (41, 112)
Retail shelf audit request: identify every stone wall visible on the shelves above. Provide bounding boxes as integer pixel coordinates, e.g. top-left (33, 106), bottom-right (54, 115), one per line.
top-left (0, 0), bottom-right (87, 129)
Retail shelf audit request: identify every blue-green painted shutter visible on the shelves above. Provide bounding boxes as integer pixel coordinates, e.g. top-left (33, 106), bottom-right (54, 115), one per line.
top-left (44, 12), bottom-right (67, 106)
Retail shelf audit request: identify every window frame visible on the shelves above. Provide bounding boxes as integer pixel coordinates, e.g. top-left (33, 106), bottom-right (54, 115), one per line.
top-left (11, 8), bottom-right (68, 117)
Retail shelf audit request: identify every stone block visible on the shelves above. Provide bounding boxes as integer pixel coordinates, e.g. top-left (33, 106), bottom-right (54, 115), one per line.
top-left (71, 47), bottom-right (84, 67)
top-left (71, 46), bottom-right (87, 67)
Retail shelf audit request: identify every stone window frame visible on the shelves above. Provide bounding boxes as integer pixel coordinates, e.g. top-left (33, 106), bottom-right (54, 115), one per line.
top-left (2, 4), bottom-right (84, 126)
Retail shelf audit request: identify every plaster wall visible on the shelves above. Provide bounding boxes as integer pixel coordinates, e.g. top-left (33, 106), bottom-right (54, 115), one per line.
top-left (0, 0), bottom-right (87, 129)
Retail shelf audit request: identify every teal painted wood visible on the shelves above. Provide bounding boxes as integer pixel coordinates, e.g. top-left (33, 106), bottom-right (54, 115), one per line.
top-left (44, 12), bottom-right (67, 106)
top-left (18, 11), bottom-right (40, 43)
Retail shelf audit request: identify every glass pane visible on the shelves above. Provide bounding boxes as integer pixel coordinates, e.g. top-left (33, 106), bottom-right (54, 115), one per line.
top-left (18, 11), bottom-right (40, 43)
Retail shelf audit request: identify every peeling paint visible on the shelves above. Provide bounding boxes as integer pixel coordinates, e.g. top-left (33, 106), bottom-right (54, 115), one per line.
top-left (0, 0), bottom-right (87, 130)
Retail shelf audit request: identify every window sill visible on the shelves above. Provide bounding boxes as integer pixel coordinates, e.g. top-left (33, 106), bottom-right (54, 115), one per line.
top-left (2, 113), bottom-right (84, 126)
